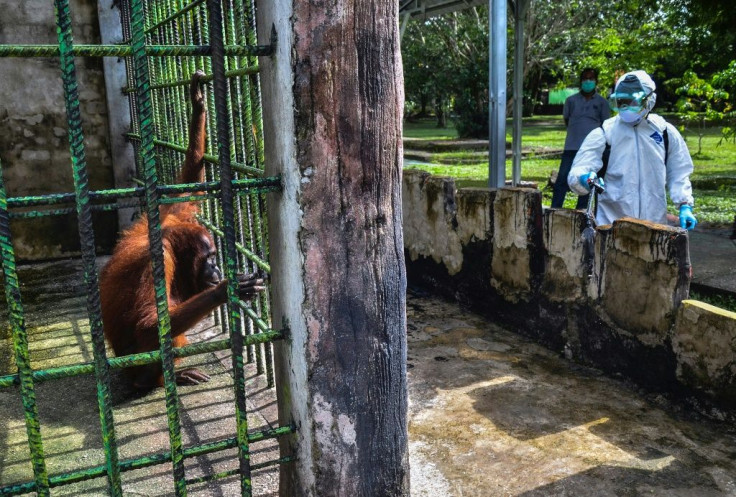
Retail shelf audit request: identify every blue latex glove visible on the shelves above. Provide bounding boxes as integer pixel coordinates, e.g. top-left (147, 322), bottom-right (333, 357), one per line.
top-left (578, 172), bottom-right (605, 192)
top-left (679, 204), bottom-right (697, 230)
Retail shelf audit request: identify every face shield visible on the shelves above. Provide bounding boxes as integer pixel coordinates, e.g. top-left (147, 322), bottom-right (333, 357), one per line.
top-left (609, 72), bottom-right (656, 125)
top-left (608, 89), bottom-right (649, 113)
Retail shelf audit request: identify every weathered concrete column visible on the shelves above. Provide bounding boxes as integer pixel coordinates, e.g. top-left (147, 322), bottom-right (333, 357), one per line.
top-left (257, 1), bottom-right (409, 496)
top-left (97, 0), bottom-right (137, 230)
top-left (598, 218), bottom-right (691, 342)
top-left (673, 300), bottom-right (736, 409)
top-left (490, 187), bottom-right (545, 302)
top-left (541, 208), bottom-right (589, 302)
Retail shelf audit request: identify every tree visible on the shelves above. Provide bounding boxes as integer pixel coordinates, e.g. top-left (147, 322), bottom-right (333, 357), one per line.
top-left (711, 61), bottom-right (736, 143)
top-left (672, 70), bottom-right (729, 154)
top-left (402, 9), bottom-right (487, 132)
top-left (665, 0), bottom-right (736, 76)
top-left (400, 0), bottom-right (735, 137)
top-left (402, 19), bottom-right (451, 122)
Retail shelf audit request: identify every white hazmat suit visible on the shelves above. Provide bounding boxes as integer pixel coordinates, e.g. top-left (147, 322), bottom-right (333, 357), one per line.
top-left (568, 71), bottom-right (695, 226)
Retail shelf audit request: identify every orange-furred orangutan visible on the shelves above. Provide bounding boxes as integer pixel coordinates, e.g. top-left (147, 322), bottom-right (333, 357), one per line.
top-left (100, 70), bottom-right (264, 389)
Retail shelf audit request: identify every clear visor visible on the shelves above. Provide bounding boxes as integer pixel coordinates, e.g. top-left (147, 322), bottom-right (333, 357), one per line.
top-left (608, 90), bottom-right (648, 112)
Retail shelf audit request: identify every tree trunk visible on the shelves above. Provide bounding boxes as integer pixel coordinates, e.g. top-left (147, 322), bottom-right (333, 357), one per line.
top-left (436, 96), bottom-right (447, 128)
top-left (419, 93), bottom-right (428, 117)
top-left (257, 1), bottom-right (409, 496)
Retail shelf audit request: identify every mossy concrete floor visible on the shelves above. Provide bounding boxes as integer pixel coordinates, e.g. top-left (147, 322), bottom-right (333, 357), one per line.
top-left (407, 290), bottom-right (736, 496)
top-left (0, 259), bottom-right (280, 496)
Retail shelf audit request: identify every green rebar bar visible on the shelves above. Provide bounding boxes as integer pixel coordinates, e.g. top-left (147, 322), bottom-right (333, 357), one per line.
top-left (242, 0), bottom-right (267, 168)
top-left (233, 0), bottom-right (269, 374)
top-left (239, 305), bottom-right (273, 335)
top-left (53, 0), bottom-right (123, 493)
top-left (185, 456), bottom-right (296, 486)
top-left (0, 329), bottom-right (283, 388)
top-left (130, 0), bottom-right (188, 493)
top-left (5, 190), bottom-right (279, 219)
top-left (195, 216), bottom-right (270, 272)
top-left (145, 0), bottom-right (205, 35)
top-left (0, 166), bottom-right (50, 496)
top-left (224, 0), bottom-right (257, 369)
top-left (0, 427), bottom-right (295, 496)
top-left (194, 1), bottom-right (229, 337)
top-left (170, 12), bottom-right (189, 185)
top-left (157, 0), bottom-right (183, 185)
top-left (6, 199), bottom-right (140, 218)
top-left (6, 176), bottom-right (277, 209)
top-left (0, 43), bottom-right (274, 58)
top-left (126, 134), bottom-right (263, 176)
top-left (148, 0), bottom-right (169, 182)
top-left (208, 0), bottom-right (255, 491)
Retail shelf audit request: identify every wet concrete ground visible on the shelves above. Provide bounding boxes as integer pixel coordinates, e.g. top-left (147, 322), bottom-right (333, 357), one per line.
top-left (2, 260), bottom-right (736, 496)
top-left (689, 227), bottom-right (736, 295)
top-left (407, 289), bottom-right (736, 496)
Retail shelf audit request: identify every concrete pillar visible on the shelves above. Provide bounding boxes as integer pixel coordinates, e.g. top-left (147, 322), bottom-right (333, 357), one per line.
top-left (97, 0), bottom-right (137, 230)
top-left (257, 1), bottom-right (409, 495)
top-left (599, 219), bottom-right (691, 343)
top-left (673, 300), bottom-right (736, 409)
top-left (542, 208), bottom-right (589, 302)
top-left (490, 187), bottom-right (545, 302)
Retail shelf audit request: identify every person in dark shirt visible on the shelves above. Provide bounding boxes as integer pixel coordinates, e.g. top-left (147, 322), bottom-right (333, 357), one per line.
top-left (551, 68), bottom-right (611, 208)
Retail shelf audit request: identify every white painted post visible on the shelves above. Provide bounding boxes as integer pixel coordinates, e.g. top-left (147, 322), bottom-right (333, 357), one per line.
top-left (97, 0), bottom-right (137, 230)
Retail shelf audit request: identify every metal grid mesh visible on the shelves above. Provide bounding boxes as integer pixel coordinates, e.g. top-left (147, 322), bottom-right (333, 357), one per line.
top-left (0, 1), bottom-right (291, 495)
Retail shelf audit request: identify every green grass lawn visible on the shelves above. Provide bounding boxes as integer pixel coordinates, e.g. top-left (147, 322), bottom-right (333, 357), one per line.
top-left (403, 117), bottom-right (736, 224)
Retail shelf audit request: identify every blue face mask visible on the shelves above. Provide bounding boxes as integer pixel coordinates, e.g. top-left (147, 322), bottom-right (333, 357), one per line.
top-left (581, 80), bottom-right (596, 93)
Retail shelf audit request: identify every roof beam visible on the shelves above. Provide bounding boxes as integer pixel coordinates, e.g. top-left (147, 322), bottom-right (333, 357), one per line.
top-left (399, 0), bottom-right (485, 19)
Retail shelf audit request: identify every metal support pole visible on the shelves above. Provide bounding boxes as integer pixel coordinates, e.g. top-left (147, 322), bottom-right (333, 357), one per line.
top-left (511, 0), bottom-right (528, 186)
top-left (400, 13), bottom-right (411, 41)
top-left (488, 0), bottom-right (507, 189)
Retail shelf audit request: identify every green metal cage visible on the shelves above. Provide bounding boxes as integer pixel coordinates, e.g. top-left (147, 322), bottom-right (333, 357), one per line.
top-left (0, 1), bottom-right (293, 495)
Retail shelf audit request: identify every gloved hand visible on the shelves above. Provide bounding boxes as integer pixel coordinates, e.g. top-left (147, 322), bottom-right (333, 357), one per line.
top-left (679, 204), bottom-right (697, 230)
top-left (578, 172), bottom-right (605, 192)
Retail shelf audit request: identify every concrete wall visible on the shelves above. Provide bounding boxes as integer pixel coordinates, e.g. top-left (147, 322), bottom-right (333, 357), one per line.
top-left (0, 0), bottom-right (117, 260)
top-left (403, 168), bottom-right (736, 419)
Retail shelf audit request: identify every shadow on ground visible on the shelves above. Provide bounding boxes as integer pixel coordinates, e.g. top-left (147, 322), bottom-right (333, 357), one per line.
top-left (407, 289), bottom-right (736, 497)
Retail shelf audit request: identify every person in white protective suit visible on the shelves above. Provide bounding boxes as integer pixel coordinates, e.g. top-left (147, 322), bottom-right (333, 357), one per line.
top-left (567, 70), bottom-right (698, 230)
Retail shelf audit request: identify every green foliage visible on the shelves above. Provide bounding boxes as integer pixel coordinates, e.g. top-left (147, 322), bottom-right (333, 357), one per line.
top-left (711, 60), bottom-right (736, 143)
top-left (403, 117), bottom-right (736, 224)
top-left (402, 16), bottom-right (453, 119)
top-left (403, 8), bottom-right (490, 136)
top-left (401, 0), bottom-right (736, 150)
top-left (689, 291), bottom-right (736, 313)
top-left (672, 70), bottom-right (730, 154)
top-left (669, 0), bottom-right (736, 75)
